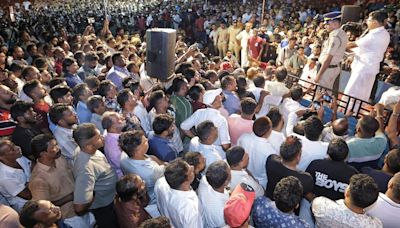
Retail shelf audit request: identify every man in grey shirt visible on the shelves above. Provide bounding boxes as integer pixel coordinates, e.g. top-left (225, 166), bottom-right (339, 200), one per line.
top-left (72, 123), bottom-right (118, 228)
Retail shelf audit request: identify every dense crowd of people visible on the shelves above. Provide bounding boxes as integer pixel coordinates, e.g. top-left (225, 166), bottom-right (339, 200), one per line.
top-left (0, 0), bottom-right (400, 227)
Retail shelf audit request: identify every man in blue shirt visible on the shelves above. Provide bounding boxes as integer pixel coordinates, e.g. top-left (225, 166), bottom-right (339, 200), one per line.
top-left (148, 114), bottom-right (178, 162)
top-left (106, 52), bottom-right (130, 90)
top-left (221, 75), bottom-right (240, 115)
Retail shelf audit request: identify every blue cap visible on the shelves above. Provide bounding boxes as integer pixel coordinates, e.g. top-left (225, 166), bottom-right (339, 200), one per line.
top-left (323, 11), bottom-right (341, 23)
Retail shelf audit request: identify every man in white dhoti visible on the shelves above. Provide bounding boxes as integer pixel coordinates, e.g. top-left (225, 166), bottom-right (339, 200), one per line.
top-left (344, 10), bottom-right (390, 112)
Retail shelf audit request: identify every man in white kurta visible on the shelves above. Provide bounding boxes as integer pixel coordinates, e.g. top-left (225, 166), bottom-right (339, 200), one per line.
top-left (344, 11), bottom-right (390, 111)
top-left (236, 23), bottom-right (252, 67)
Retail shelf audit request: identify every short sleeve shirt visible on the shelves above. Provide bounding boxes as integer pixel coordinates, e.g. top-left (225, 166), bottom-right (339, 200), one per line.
top-left (73, 150), bottom-right (118, 209)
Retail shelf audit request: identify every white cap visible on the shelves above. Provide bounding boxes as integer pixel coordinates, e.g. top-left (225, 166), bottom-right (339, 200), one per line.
top-left (203, 88), bottom-right (222, 106)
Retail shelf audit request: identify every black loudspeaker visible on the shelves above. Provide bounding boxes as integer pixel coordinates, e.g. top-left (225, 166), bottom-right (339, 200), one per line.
top-left (146, 28), bottom-right (176, 81)
top-left (341, 5), bottom-right (361, 25)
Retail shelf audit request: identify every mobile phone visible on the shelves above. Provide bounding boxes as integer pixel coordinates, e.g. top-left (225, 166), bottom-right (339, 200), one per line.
top-left (313, 101), bottom-right (321, 110)
top-left (323, 95), bottom-right (332, 102)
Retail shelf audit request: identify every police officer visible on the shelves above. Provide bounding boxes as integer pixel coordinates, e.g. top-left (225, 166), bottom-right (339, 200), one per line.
top-left (314, 11), bottom-right (348, 96)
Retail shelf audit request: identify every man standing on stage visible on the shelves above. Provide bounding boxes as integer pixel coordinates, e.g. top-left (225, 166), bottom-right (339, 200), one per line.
top-left (314, 11), bottom-right (348, 95)
top-left (344, 10), bottom-right (390, 109)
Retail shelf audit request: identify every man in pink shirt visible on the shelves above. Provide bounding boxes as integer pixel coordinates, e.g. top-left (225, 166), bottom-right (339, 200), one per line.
top-left (228, 98), bottom-right (256, 145)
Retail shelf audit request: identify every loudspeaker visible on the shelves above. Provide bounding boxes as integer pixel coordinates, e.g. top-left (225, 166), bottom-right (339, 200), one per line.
top-left (341, 5), bottom-right (361, 25)
top-left (146, 28), bottom-right (176, 81)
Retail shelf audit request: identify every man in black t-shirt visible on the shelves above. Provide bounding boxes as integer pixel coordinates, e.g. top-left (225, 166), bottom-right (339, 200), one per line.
top-left (265, 136), bottom-right (314, 201)
top-left (361, 148), bottom-right (400, 193)
top-left (306, 138), bottom-right (358, 200)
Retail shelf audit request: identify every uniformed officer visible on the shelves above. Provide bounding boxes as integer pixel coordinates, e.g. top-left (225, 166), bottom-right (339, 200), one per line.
top-left (314, 11), bottom-right (348, 96)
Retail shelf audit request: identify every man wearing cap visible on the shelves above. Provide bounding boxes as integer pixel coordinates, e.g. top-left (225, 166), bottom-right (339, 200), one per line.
top-left (314, 11), bottom-right (348, 96)
top-left (181, 89), bottom-right (231, 150)
top-left (344, 10), bottom-right (390, 111)
top-left (224, 183), bottom-right (255, 228)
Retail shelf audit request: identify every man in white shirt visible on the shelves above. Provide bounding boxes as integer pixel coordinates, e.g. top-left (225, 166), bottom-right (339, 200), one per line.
top-left (237, 116), bottom-right (278, 187)
top-left (189, 121), bottom-right (224, 166)
top-left (236, 23), bottom-right (252, 67)
top-left (49, 104), bottom-right (79, 166)
top-left (366, 172), bottom-right (400, 228)
top-left (197, 161), bottom-right (230, 227)
top-left (267, 107), bottom-right (286, 152)
top-left (0, 140), bottom-right (31, 212)
top-left (181, 88), bottom-right (231, 150)
top-left (287, 114), bottom-right (328, 171)
top-left (344, 11), bottom-right (390, 111)
top-left (226, 146), bottom-right (265, 197)
top-left (154, 159), bottom-right (203, 228)
top-left (280, 86), bottom-right (307, 130)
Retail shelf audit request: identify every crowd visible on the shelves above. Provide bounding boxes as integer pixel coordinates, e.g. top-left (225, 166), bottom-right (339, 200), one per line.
top-left (1, 0), bottom-right (400, 227)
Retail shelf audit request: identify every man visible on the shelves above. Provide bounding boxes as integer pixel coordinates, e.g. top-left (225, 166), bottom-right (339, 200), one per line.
top-left (228, 97), bottom-right (256, 145)
top-left (189, 121), bottom-right (224, 167)
top-left (77, 52), bottom-right (99, 80)
top-left (264, 67), bottom-right (290, 97)
top-left (314, 11), bottom-right (348, 95)
top-left (154, 159), bottom-right (203, 228)
top-left (72, 123), bottom-right (118, 228)
top-left (306, 138), bottom-right (358, 200)
top-left (361, 148), bottom-right (400, 193)
top-left (237, 116), bottom-right (277, 187)
top-left (102, 111), bottom-right (126, 178)
top-left (227, 20), bottom-right (242, 60)
top-left (226, 146), bottom-right (264, 197)
top-left (29, 134), bottom-right (94, 227)
top-left (129, 81), bottom-right (152, 135)
top-left (287, 46), bottom-right (307, 75)
top-left (8, 46), bottom-right (28, 66)
top-left (19, 200), bottom-right (76, 228)
top-left (293, 116), bottom-right (329, 171)
top-left (119, 130), bottom-right (164, 206)
top-left (266, 107), bottom-right (286, 153)
top-left (223, 50), bottom-right (240, 68)
top-left (253, 176), bottom-right (310, 227)
top-left (312, 174), bottom-right (382, 227)
top-left (0, 85), bottom-right (17, 137)
top-left (366, 173), bottom-right (400, 228)
top-left (0, 204), bottom-right (20, 228)
top-left (0, 140), bottom-right (32, 212)
top-left (106, 52), bottom-right (130, 90)
top-left (197, 160), bottom-right (231, 227)
top-left (216, 22), bottom-right (229, 57)
top-left (247, 28), bottom-right (264, 66)
top-left (221, 75), bottom-right (240, 115)
top-left (265, 136), bottom-right (314, 201)
top-left (236, 23), bottom-right (252, 67)
top-left (114, 174), bottom-right (151, 227)
top-left (23, 80), bottom-right (50, 133)
top-left (10, 101), bottom-right (41, 159)
top-left (346, 115), bottom-right (387, 169)
top-left (224, 183), bottom-right (256, 228)
top-left (169, 76), bottom-right (192, 129)
top-left (148, 114), bottom-right (178, 162)
top-left (49, 104), bottom-right (79, 165)
top-left (344, 11), bottom-right (390, 110)
top-left (277, 37), bottom-right (297, 67)
top-left (181, 88), bottom-right (231, 150)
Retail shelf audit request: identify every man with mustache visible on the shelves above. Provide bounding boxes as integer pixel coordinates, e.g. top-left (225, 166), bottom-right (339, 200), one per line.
top-left (28, 134), bottom-right (95, 227)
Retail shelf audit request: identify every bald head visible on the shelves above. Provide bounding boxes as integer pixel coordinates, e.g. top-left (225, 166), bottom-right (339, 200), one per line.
top-left (332, 118), bottom-right (349, 136)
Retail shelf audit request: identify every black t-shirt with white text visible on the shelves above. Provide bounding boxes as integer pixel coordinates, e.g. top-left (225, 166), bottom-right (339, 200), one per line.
top-left (265, 154), bottom-right (314, 199)
top-left (306, 159), bottom-right (358, 200)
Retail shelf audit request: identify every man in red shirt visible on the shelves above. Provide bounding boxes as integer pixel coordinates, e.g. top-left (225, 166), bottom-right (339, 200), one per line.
top-left (0, 84), bottom-right (17, 137)
top-left (247, 28), bottom-right (265, 66)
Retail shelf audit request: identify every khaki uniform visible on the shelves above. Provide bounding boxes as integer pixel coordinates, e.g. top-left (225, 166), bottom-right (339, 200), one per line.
top-left (216, 27), bottom-right (229, 57)
top-left (228, 26), bottom-right (242, 60)
top-left (318, 28), bottom-right (348, 94)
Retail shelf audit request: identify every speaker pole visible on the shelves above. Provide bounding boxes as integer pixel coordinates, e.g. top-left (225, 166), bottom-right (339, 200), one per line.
top-left (261, 0), bottom-right (266, 22)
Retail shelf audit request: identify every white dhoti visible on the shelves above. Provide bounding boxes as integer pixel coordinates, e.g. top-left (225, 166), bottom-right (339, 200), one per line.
top-left (241, 47), bottom-right (249, 67)
top-left (342, 60), bottom-right (378, 112)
